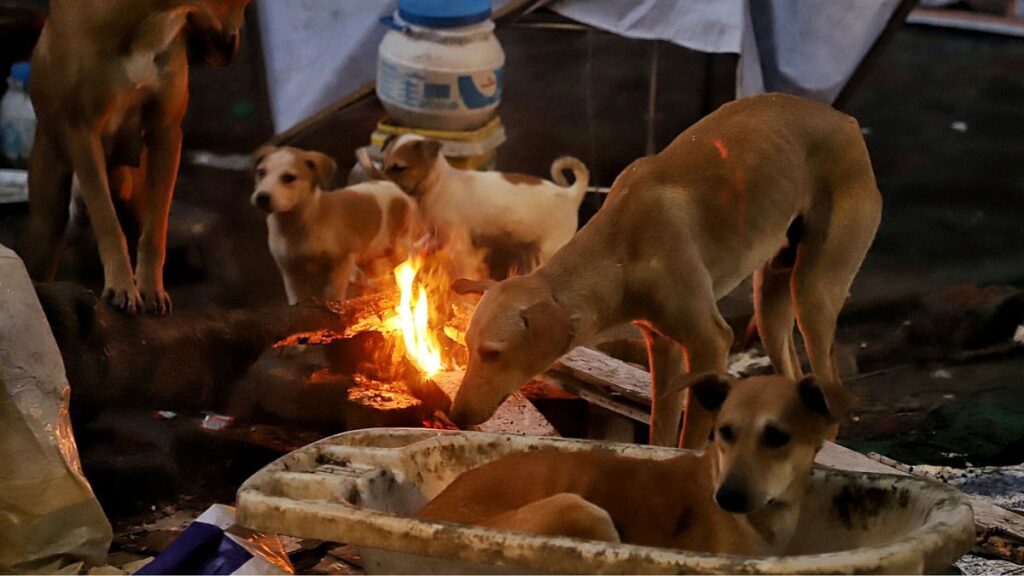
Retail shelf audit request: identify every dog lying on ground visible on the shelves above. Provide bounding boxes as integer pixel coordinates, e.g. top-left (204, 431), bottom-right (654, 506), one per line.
top-left (450, 93), bottom-right (882, 448)
top-left (421, 374), bottom-right (850, 555)
top-left (252, 146), bottom-right (417, 305)
top-left (24, 0), bottom-right (251, 314)
top-left (380, 135), bottom-right (589, 267)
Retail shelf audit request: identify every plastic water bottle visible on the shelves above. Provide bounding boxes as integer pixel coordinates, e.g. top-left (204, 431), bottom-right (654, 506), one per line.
top-left (1, 62), bottom-right (36, 168)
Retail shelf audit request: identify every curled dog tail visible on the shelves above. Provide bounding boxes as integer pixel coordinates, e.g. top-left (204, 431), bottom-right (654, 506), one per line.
top-left (550, 156), bottom-right (590, 208)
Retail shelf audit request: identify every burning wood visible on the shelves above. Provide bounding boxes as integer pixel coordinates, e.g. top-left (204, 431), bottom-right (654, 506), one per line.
top-left (263, 227), bottom-right (506, 435)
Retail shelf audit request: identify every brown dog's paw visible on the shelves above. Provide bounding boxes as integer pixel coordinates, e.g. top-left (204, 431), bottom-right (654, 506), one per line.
top-left (102, 285), bottom-right (143, 314)
top-left (141, 288), bottom-right (173, 316)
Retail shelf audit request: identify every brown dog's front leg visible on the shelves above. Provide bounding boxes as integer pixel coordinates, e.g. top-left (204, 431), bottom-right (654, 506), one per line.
top-left (677, 312), bottom-right (733, 449)
top-left (135, 124), bottom-right (182, 315)
top-left (67, 129), bottom-right (141, 313)
top-left (25, 126), bottom-right (73, 280)
top-left (642, 326), bottom-right (687, 447)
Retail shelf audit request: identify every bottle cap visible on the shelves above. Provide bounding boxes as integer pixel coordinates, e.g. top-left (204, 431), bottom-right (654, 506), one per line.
top-left (398, 0), bottom-right (491, 28)
top-left (10, 62), bottom-right (30, 86)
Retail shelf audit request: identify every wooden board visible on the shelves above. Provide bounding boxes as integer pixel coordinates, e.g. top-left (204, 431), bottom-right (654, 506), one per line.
top-left (431, 371), bottom-right (558, 437)
top-left (551, 347), bottom-right (652, 407)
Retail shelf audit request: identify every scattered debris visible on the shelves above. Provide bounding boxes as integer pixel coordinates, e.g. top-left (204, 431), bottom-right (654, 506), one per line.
top-left (185, 150), bottom-right (253, 172)
top-left (200, 413), bottom-right (236, 430)
top-left (932, 369), bottom-right (953, 379)
top-left (957, 554), bottom-right (1024, 575)
top-left (136, 505), bottom-right (293, 575)
top-left (154, 411), bottom-right (177, 420)
top-left (727, 349), bottom-right (773, 377)
top-left (951, 121), bottom-right (969, 132)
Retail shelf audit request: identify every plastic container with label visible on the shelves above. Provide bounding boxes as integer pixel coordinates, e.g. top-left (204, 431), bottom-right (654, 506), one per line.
top-left (377, 0), bottom-right (505, 131)
top-left (0, 62), bottom-right (35, 168)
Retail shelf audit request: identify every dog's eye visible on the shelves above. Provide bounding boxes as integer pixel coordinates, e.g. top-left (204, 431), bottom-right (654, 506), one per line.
top-left (255, 169), bottom-right (266, 180)
top-left (718, 425), bottom-right (735, 443)
top-left (763, 425), bottom-right (791, 448)
top-left (281, 173), bottom-right (297, 184)
top-left (390, 164), bottom-right (407, 173)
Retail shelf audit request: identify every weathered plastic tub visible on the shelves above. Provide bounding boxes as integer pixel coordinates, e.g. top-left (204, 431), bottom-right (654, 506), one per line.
top-left (236, 429), bottom-right (975, 574)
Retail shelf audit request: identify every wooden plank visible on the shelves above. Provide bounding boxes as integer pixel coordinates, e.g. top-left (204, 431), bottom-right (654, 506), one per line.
top-left (551, 347), bottom-right (652, 406)
top-left (535, 373), bottom-right (650, 424)
top-left (270, 82), bottom-right (377, 146)
top-left (908, 7), bottom-right (1024, 38)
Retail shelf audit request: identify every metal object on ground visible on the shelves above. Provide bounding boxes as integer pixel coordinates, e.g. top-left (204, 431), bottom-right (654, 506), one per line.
top-left (237, 429), bottom-right (975, 574)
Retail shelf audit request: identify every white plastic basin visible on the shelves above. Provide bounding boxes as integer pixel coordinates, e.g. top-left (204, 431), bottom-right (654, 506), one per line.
top-left (236, 429), bottom-right (975, 574)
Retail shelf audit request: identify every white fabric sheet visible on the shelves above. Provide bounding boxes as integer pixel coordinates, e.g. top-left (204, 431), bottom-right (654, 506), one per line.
top-left (258, 0), bottom-right (901, 134)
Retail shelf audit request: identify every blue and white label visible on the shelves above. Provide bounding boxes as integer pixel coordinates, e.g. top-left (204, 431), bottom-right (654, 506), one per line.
top-left (377, 58), bottom-right (503, 114)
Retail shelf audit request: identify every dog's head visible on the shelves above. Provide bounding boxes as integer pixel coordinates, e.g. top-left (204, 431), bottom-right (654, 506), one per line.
top-left (691, 373), bottom-right (853, 515)
top-left (449, 276), bottom-right (577, 426)
top-left (251, 146), bottom-right (337, 214)
top-left (380, 135), bottom-right (443, 198)
top-left (187, 0), bottom-right (251, 67)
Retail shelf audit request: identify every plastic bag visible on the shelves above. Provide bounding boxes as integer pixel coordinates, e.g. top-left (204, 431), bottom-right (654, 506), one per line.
top-left (0, 244), bottom-right (112, 571)
top-left (136, 505), bottom-right (293, 575)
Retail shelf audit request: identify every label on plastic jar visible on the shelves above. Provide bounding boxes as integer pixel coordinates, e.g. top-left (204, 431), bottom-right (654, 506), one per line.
top-left (377, 58), bottom-right (503, 114)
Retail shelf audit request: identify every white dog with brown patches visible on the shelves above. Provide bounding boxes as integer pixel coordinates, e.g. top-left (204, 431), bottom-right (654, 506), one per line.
top-left (252, 146), bottom-right (417, 305)
top-left (380, 134), bottom-right (589, 265)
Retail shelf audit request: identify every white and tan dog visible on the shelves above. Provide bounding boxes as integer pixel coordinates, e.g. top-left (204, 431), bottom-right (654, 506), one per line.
top-left (252, 146), bottom-right (416, 305)
top-left (450, 94), bottom-right (882, 449)
top-left (380, 135), bottom-right (589, 265)
top-left (422, 374), bottom-right (850, 555)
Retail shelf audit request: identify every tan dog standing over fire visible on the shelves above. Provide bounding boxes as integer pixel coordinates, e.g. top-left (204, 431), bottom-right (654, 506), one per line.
top-left (252, 146), bottom-right (417, 305)
top-left (381, 134), bottom-right (589, 266)
top-left (422, 374), bottom-right (849, 554)
top-left (451, 94), bottom-right (882, 448)
top-left (24, 0), bottom-right (250, 314)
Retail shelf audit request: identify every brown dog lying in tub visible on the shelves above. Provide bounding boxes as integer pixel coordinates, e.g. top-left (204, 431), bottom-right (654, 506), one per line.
top-left (419, 374), bottom-right (851, 555)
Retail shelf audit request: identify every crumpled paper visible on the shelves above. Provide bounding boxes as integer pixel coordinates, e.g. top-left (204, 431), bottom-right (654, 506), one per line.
top-left (0, 244), bottom-right (112, 571)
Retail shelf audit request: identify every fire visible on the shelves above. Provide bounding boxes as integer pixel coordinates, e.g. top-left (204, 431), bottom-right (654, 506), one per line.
top-left (385, 257), bottom-right (447, 377)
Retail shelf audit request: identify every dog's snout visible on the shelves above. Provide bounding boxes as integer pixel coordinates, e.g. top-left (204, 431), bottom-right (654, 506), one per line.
top-left (450, 402), bottom-right (488, 428)
top-left (715, 484), bottom-right (751, 514)
top-left (253, 191), bottom-right (272, 213)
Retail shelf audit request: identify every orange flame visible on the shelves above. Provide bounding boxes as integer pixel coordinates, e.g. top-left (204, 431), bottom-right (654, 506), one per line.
top-left (385, 257), bottom-right (446, 377)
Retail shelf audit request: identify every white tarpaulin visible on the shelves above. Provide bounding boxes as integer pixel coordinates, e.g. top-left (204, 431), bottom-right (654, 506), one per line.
top-left (258, 0), bottom-right (901, 134)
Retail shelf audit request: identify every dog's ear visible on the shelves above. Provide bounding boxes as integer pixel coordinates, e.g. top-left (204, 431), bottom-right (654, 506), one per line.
top-left (418, 139), bottom-right (443, 162)
top-left (690, 373), bottom-right (732, 414)
top-left (304, 151), bottom-right (338, 189)
top-left (185, 1), bottom-right (248, 67)
top-left (521, 300), bottom-right (575, 354)
top-left (452, 278), bottom-right (497, 295)
top-left (380, 134), bottom-right (399, 158)
top-left (252, 145), bottom-right (275, 171)
top-left (797, 376), bottom-right (855, 423)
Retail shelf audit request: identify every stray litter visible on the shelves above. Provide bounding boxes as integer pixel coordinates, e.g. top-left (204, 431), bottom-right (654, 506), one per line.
top-left (136, 505), bottom-right (293, 575)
